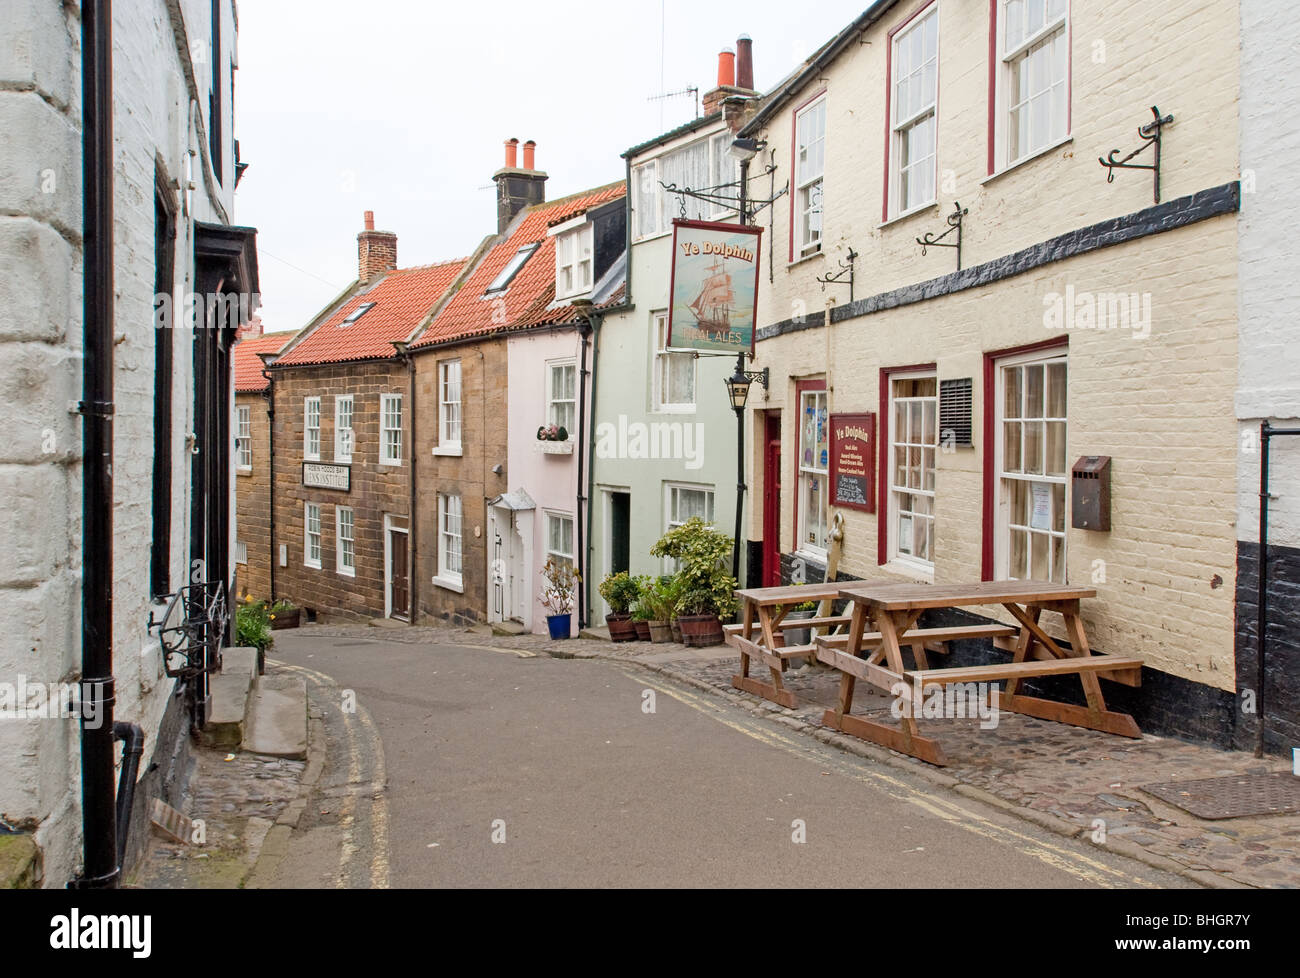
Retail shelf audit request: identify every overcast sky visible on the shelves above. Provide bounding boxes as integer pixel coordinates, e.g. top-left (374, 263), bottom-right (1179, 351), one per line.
top-left (234, 0), bottom-right (866, 330)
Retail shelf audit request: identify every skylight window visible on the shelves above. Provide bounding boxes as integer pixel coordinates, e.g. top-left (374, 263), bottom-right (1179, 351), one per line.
top-left (485, 243), bottom-right (539, 295)
top-left (341, 302), bottom-right (376, 325)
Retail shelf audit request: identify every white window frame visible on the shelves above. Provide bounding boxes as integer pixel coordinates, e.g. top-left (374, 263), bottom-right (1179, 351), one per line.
top-left (886, 371), bottom-right (938, 575)
top-left (793, 96), bottom-right (827, 259)
top-left (544, 511), bottom-right (575, 572)
top-left (796, 387), bottom-right (829, 560)
top-left (435, 360), bottom-right (462, 455)
top-left (993, 348), bottom-right (1069, 583)
top-left (663, 483), bottom-right (715, 573)
top-left (554, 225), bottom-right (594, 301)
top-left (889, 5), bottom-right (940, 218)
top-left (303, 396), bottom-right (321, 461)
top-left (380, 393), bottom-right (403, 466)
top-left (334, 395), bottom-right (354, 463)
top-left (336, 506), bottom-right (355, 577)
top-left (547, 360), bottom-right (577, 436)
top-left (235, 540), bottom-right (248, 565)
top-left (235, 405), bottom-right (252, 470)
top-left (652, 311), bottom-right (696, 413)
top-left (631, 130), bottom-right (738, 243)
top-left (994, 0), bottom-right (1070, 171)
top-left (304, 502), bottom-right (322, 569)
top-left (435, 494), bottom-right (463, 590)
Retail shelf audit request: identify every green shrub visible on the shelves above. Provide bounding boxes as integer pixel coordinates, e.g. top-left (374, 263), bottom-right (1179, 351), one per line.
top-left (598, 571), bottom-right (640, 616)
top-left (649, 517), bottom-right (738, 618)
top-left (236, 600), bottom-right (273, 654)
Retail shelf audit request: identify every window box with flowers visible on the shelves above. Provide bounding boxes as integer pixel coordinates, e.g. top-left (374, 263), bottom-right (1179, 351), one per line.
top-left (535, 424), bottom-right (573, 454)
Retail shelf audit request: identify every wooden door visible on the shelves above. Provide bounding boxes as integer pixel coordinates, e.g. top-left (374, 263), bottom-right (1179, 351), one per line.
top-left (762, 412), bottom-right (782, 587)
top-left (389, 529), bottom-right (409, 620)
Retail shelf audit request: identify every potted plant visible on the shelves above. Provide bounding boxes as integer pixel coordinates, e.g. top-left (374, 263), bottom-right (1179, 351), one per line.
top-left (642, 576), bottom-right (679, 644)
top-left (781, 584), bottom-right (821, 648)
top-left (268, 598), bottom-right (300, 630)
top-left (539, 556), bottom-right (581, 639)
top-left (236, 599), bottom-right (274, 675)
top-left (630, 575), bottom-right (654, 640)
top-left (650, 517), bottom-right (738, 648)
top-left (598, 571), bottom-right (640, 642)
top-left (536, 423), bottom-right (570, 442)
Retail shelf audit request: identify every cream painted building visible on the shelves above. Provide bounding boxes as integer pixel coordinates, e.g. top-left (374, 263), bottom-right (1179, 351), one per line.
top-left (736, 0), bottom-right (1253, 748)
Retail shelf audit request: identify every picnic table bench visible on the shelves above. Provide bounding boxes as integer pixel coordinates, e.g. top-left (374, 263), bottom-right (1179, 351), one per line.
top-left (815, 580), bottom-right (1143, 766)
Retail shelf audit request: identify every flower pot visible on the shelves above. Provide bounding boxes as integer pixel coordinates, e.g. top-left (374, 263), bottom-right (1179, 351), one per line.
top-left (633, 620), bottom-right (652, 641)
top-left (606, 613), bottom-right (637, 643)
top-left (670, 619), bottom-right (683, 643)
top-left (677, 613), bottom-right (723, 647)
top-left (648, 620), bottom-right (673, 643)
top-left (270, 609), bottom-right (300, 630)
top-left (546, 614), bottom-right (572, 640)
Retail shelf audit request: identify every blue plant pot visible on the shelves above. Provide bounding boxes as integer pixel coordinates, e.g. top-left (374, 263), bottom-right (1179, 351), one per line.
top-left (546, 614), bottom-right (572, 640)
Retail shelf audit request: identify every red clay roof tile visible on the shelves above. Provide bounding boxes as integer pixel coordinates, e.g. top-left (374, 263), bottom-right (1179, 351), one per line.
top-left (233, 330), bottom-right (297, 392)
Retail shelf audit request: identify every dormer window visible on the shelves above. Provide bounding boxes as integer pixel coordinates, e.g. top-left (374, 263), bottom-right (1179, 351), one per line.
top-left (485, 243), bottom-right (539, 295)
top-left (555, 225), bottom-right (593, 300)
top-left (342, 302), bottom-right (376, 325)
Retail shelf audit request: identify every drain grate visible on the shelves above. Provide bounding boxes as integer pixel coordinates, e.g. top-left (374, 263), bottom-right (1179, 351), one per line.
top-left (1141, 772), bottom-right (1300, 820)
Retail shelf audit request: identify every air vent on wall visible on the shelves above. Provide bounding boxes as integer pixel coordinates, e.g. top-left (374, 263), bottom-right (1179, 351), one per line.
top-left (939, 377), bottom-right (973, 448)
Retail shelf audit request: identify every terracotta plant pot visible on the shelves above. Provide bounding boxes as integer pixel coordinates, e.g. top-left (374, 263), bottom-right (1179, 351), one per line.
top-left (606, 613), bottom-right (637, 643)
top-left (677, 613), bottom-right (723, 647)
top-left (633, 620), bottom-right (652, 641)
top-left (648, 620), bottom-right (673, 643)
top-left (670, 619), bottom-right (683, 643)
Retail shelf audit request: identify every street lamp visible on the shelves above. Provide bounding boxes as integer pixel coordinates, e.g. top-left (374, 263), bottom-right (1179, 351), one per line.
top-left (723, 361), bottom-right (769, 582)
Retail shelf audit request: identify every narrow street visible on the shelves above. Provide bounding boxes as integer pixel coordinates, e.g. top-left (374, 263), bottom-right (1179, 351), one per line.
top-left (261, 632), bottom-right (1191, 888)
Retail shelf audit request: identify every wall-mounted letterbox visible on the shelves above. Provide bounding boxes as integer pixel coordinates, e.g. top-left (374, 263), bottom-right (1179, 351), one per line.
top-left (1071, 456), bottom-right (1111, 531)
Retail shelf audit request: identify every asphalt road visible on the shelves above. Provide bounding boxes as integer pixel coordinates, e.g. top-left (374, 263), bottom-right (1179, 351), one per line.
top-left (265, 632), bottom-right (1192, 889)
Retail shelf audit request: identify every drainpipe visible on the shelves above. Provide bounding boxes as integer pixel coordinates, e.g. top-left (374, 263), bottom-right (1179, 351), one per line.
top-left (259, 355), bottom-right (277, 604)
top-left (572, 307), bottom-right (596, 629)
top-left (394, 342), bottom-right (417, 622)
top-left (74, 0), bottom-right (120, 889)
top-left (113, 722), bottom-right (144, 860)
top-left (1256, 420), bottom-right (1300, 757)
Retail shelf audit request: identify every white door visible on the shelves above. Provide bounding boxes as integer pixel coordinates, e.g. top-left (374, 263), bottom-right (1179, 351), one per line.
top-left (490, 511), bottom-right (511, 624)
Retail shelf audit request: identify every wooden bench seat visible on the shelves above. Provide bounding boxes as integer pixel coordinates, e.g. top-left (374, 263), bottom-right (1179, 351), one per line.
top-left (906, 654), bottom-right (1145, 688)
top-left (813, 623), bottom-right (1019, 653)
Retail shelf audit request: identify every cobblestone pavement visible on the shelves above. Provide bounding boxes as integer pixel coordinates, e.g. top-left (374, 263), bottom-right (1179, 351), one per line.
top-left (128, 670), bottom-right (316, 889)
top-left (298, 620), bottom-right (1300, 888)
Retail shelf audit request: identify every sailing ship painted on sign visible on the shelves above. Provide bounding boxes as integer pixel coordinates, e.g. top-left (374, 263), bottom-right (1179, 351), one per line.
top-left (667, 218), bottom-right (763, 354)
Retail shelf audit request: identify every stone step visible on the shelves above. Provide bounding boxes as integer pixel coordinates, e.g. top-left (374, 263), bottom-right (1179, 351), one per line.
top-left (490, 620), bottom-right (527, 637)
top-left (200, 647), bottom-right (259, 750)
top-left (242, 678), bottom-right (308, 760)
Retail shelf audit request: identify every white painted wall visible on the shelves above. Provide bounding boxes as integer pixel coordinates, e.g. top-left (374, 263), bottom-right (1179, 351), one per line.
top-left (1236, 0), bottom-right (1300, 548)
top-left (0, 0), bottom-right (241, 885)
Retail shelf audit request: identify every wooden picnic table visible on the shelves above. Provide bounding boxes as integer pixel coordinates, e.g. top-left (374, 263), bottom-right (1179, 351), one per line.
top-left (815, 580), bottom-right (1143, 766)
top-left (725, 583), bottom-right (854, 708)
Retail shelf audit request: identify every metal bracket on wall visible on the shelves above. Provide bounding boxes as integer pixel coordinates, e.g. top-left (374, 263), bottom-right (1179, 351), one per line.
top-left (814, 248), bottom-right (859, 302)
top-left (917, 202), bottom-right (968, 271)
top-left (1099, 105), bottom-right (1174, 204)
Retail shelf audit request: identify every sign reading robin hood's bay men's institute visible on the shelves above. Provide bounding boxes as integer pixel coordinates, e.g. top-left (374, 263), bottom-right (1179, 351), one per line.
top-left (667, 218), bottom-right (763, 354)
top-left (302, 462), bottom-right (350, 492)
top-left (830, 413), bottom-right (875, 513)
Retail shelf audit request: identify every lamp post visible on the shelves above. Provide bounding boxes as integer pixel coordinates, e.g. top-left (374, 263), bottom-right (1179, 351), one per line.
top-left (721, 135), bottom-right (767, 585)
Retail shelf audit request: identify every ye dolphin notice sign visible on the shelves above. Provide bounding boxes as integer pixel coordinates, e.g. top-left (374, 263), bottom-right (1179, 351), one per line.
top-left (667, 218), bottom-right (763, 354)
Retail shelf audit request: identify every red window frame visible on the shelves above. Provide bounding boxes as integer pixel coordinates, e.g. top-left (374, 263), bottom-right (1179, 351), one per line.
top-left (877, 362), bottom-right (937, 566)
top-left (792, 377), bottom-right (828, 560)
top-left (882, 0), bottom-right (940, 224)
top-left (980, 336), bottom-right (1069, 580)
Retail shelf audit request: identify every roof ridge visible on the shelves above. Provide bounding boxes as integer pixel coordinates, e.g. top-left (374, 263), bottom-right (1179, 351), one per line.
top-left (520, 180), bottom-right (624, 217)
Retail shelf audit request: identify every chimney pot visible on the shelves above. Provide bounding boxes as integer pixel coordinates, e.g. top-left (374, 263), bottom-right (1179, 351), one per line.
top-left (523, 140), bottom-right (536, 171)
top-left (357, 213), bottom-right (397, 283)
top-left (736, 35), bottom-right (754, 91)
top-left (364, 210), bottom-right (374, 231)
top-left (717, 47), bottom-right (736, 88)
top-left (504, 138), bottom-right (519, 169)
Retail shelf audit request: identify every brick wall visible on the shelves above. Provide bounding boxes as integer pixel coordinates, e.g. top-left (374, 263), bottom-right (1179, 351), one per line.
top-left (271, 361), bottom-right (412, 620)
top-left (414, 339), bottom-right (511, 625)
top-left (234, 392), bottom-right (273, 601)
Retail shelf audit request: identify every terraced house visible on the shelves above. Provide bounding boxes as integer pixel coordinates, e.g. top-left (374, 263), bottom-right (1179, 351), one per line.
top-left (735, 0), bottom-right (1263, 750)
top-left (265, 215), bottom-right (477, 622)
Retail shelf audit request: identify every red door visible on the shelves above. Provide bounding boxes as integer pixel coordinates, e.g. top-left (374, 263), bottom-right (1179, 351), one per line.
top-left (762, 412), bottom-right (782, 587)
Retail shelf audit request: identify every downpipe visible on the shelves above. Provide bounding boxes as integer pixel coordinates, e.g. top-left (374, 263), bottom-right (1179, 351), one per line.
top-left (113, 722), bottom-right (145, 861)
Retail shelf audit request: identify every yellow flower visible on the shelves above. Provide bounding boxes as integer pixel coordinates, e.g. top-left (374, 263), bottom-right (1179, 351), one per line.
top-left (269, 614), bottom-right (276, 620)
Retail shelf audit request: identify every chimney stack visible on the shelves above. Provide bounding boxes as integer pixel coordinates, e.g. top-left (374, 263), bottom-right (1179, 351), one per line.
top-left (492, 137), bottom-right (548, 234)
top-left (357, 210), bottom-right (397, 283)
top-left (703, 35), bottom-right (758, 121)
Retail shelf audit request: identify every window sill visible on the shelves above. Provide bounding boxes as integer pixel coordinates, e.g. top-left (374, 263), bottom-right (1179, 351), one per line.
top-left (337, 568), bottom-right (356, 579)
top-left (432, 445), bottom-right (462, 457)
top-left (236, 467), bottom-right (252, 477)
top-left (878, 200), bottom-right (939, 231)
top-left (536, 440), bottom-right (574, 455)
top-left (880, 557), bottom-right (935, 584)
top-left (652, 405), bottom-right (698, 415)
top-left (378, 460), bottom-right (403, 469)
top-left (793, 548), bottom-right (828, 569)
top-left (432, 574), bottom-right (464, 594)
top-left (787, 249), bottom-right (825, 270)
top-left (305, 561), bottom-right (321, 571)
top-left (981, 135), bottom-right (1074, 187)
